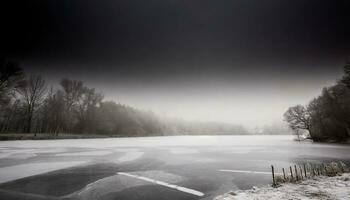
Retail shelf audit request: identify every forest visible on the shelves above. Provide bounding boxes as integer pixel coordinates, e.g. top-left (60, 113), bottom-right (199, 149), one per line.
top-left (284, 63), bottom-right (350, 142)
top-left (0, 60), bottom-right (248, 138)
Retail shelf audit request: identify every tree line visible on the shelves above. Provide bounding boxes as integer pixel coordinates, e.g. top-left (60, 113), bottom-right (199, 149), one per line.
top-left (0, 60), bottom-right (248, 137)
top-left (284, 63), bottom-right (350, 142)
top-left (0, 60), bottom-right (166, 136)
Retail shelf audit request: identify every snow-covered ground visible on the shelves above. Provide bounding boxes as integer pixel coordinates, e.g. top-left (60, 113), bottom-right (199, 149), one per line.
top-left (215, 173), bottom-right (350, 200)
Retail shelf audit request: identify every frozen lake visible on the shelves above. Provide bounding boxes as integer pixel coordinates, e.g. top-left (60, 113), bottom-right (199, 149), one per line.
top-left (0, 135), bottom-right (349, 200)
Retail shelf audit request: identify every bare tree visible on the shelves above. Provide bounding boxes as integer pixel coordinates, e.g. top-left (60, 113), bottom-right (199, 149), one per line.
top-left (283, 104), bottom-right (311, 140)
top-left (60, 79), bottom-right (85, 111)
top-left (0, 60), bottom-right (23, 107)
top-left (341, 62), bottom-right (350, 89)
top-left (75, 88), bottom-right (103, 133)
top-left (60, 79), bottom-right (85, 132)
top-left (17, 75), bottom-right (47, 133)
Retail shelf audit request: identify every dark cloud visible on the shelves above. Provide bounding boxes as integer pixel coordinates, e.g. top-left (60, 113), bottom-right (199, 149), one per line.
top-left (3, 1), bottom-right (350, 65)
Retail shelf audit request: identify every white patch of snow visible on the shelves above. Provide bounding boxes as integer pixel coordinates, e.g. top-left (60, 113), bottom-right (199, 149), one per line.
top-left (27, 148), bottom-right (68, 154)
top-left (0, 150), bottom-right (37, 159)
top-left (168, 148), bottom-right (198, 154)
top-left (0, 148), bottom-right (67, 159)
top-left (219, 169), bottom-right (283, 175)
top-left (112, 148), bottom-right (139, 152)
top-left (7, 153), bottom-right (37, 159)
top-left (118, 171), bottom-right (203, 196)
top-left (0, 147), bottom-right (67, 155)
top-left (116, 151), bottom-right (144, 163)
top-left (131, 170), bottom-right (185, 183)
top-left (0, 152), bottom-right (14, 159)
top-left (56, 150), bottom-right (112, 156)
top-left (215, 173), bottom-right (350, 200)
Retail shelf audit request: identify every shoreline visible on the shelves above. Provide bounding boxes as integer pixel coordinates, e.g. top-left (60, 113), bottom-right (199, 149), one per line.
top-left (0, 133), bottom-right (291, 141)
top-left (215, 173), bottom-right (350, 200)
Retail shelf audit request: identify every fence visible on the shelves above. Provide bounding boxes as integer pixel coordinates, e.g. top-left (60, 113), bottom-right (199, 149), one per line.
top-left (271, 161), bottom-right (348, 187)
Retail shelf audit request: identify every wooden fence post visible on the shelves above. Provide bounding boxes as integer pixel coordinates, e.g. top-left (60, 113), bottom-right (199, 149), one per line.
top-left (303, 164), bottom-right (307, 178)
top-left (271, 165), bottom-right (276, 186)
top-left (331, 164), bottom-right (335, 175)
top-left (290, 166), bottom-right (294, 180)
top-left (294, 165), bottom-right (298, 181)
top-left (339, 161), bottom-right (344, 173)
top-left (282, 168), bottom-right (286, 181)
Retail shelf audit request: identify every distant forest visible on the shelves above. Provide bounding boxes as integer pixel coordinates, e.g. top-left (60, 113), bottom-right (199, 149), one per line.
top-left (0, 60), bottom-right (257, 137)
top-left (284, 63), bottom-right (350, 142)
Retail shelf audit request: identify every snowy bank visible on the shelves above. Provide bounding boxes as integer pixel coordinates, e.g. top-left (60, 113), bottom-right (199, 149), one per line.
top-left (215, 173), bottom-right (350, 200)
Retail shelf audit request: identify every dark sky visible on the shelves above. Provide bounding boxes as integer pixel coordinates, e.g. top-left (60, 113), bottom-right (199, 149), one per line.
top-left (1, 0), bottom-right (350, 126)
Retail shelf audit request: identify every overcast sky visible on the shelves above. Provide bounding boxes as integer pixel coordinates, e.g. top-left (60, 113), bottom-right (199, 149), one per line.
top-left (2, 0), bottom-right (350, 127)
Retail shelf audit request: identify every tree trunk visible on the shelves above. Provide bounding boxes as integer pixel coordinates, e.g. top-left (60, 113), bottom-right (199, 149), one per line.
top-left (25, 107), bottom-right (33, 133)
top-left (346, 124), bottom-right (350, 137)
top-left (295, 129), bottom-right (301, 141)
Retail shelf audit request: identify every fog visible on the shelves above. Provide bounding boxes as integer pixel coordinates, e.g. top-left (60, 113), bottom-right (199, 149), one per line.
top-left (96, 70), bottom-right (341, 128)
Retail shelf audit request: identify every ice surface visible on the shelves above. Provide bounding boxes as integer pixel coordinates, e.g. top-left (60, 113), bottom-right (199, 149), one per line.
top-left (0, 135), bottom-right (298, 149)
top-left (56, 151), bottom-right (112, 156)
top-left (69, 170), bottom-right (185, 200)
top-left (0, 161), bottom-right (86, 184)
top-left (167, 148), bottom-right (198, 154)
top-left (5, 153), bottom-right (37, 159)
top-left (1, 135), bottom-right (350, 188)
top-left (0, 147), bottom-right (66, 159)
top-left (116, 151), bottom-right (144, 163)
